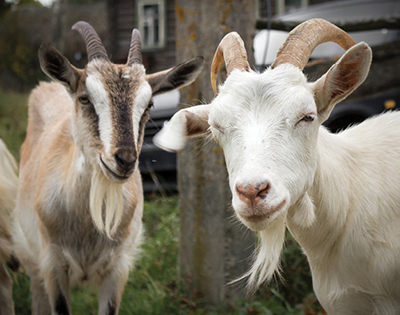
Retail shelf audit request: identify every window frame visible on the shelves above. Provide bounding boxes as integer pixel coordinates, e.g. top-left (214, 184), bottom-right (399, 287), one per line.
top-left (137, 0), bottom-right (166, 51)
top-left (276, 0), bottom-right (309, 15)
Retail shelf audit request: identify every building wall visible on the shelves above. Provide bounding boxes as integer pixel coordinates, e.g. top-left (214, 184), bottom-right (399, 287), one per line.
top-left (108, 0), bottom-right (176, 73)
top-left (258, 0), bottom-right (333, 18)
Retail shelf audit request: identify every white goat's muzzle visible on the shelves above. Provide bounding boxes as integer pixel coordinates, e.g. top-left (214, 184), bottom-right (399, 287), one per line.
top-left (232, 178), bottom-right (289, 231)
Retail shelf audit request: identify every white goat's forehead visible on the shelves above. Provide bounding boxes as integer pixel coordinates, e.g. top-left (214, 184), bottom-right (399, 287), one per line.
top-left (210, 67), bottom-right (315, 125)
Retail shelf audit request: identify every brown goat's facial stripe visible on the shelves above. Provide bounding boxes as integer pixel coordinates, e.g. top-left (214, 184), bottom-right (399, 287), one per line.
top-left (86, 73), bottom-right (113, 154)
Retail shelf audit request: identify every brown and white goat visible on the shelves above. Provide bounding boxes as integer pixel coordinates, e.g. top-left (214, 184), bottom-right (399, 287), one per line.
top-left (0, 139), bottom-right (18, 315)
top-left (155, 19), bottom-right (400, 314)
top-left (12, 21), bottom-right (203, 314)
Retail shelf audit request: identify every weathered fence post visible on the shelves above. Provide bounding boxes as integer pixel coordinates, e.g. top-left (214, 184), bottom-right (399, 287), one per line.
top-left (175, 0), bottom-right (256, 305)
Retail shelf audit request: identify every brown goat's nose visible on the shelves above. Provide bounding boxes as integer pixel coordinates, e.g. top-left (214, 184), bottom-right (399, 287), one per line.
top-left (236, 181), bottom-right (271, 206)
top-left (115, 148), bottom-right (137, 172)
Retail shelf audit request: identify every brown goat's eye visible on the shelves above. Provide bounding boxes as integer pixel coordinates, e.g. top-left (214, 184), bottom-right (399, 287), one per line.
top-left (78, 96), bottom-right (90, 105)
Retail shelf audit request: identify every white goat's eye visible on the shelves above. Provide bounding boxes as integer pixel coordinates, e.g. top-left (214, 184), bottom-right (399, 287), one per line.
top-left (78, 96), bottom-right (91, 105)
top-left (301, 115), bottom-right (315, 122)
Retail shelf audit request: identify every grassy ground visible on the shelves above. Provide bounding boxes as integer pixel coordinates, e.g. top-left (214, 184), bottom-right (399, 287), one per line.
top-left (1, 91), bottom-right (325, 314)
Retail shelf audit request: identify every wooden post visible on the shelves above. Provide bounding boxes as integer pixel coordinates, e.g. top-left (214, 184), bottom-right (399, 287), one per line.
top-left (175, 0), bottom-right (256, 305)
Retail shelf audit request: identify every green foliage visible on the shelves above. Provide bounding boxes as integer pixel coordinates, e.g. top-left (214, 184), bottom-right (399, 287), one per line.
top-left (0, 0), bottom-right (12, 19)
top-left (0, 11), bottom-right (46, 92)
top-left (0, 91), bottom-right (28, 160)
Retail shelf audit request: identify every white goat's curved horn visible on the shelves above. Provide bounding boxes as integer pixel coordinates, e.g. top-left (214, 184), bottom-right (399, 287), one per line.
top-left (127, 29), bottom-right (142, 66)
top-left (271, 18), bottom-right (355, 70)
top-left (72, 21), bottom-right (109, 62)
top-left (211, 32), bottom-right (250, 95)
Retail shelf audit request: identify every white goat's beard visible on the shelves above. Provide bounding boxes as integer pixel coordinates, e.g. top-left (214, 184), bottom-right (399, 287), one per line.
top-left (90, 167), bottom-right (124, 238)
top-left (240, 215), bottom-right (286, 293)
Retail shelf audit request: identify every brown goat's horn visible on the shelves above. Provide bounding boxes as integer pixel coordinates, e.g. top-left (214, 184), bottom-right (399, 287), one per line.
top-left (271, 18), bottom-right (355, 70)
top-left (72, 21), bottom-right (109, 62)
top-left (211, 32), bottom-right (250, 95)
top-left (127, 29), bottom-right (142, 66)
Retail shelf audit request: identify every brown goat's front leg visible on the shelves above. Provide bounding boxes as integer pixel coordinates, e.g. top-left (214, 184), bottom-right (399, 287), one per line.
top-left (0, 264), bottom-right (14, 315)
top-left (44, 267), bottom-right (71, 315)
top-left (30, 273), bottom-right (51, 315)
top-left (97, 266), bottom-right (130, 315)
top-left (42, 247), bottom-right (71, 315)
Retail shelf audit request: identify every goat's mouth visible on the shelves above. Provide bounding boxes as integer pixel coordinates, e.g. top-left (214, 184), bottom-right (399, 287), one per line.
top-left (99, 156), bottom-right (131, 183)
top-left (238, 200), bottom-right (287, 224)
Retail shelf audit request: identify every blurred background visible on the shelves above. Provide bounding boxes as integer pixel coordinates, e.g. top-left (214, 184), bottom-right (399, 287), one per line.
top-left (0, 0), bottom-right (399, 314)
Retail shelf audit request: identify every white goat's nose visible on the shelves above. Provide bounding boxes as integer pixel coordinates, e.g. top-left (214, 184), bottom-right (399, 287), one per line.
top-left (235, 181), bottom-right (271, 206)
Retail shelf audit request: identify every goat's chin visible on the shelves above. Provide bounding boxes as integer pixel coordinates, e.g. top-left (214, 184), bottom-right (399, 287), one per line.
top-left (98, 155), bottom-right (132, 184)
top-left (234, 200), bottom-right (288, 232)
top-left (238, 211), bottom-right (286, 231)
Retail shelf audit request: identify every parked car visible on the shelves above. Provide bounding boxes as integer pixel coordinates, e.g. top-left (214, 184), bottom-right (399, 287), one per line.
top-left (139, 90), bottom-right (180, 193)
top-left (141, 0), bottom-right (400, 193)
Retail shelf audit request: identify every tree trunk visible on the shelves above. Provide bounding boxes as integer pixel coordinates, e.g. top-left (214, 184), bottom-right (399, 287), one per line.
top-left (175, 0), bottom-right (256, 305)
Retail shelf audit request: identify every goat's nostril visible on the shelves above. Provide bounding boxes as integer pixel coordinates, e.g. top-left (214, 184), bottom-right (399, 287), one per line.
top-left (236, 182), bottom-right (271, 205)
top-left (115, 148), bottom-right (137, 171)
top-left (257, 183), bottom-right (270, 199)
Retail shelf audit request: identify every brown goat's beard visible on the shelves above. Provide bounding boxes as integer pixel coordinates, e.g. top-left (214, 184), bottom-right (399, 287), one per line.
top-left (89, 167), bottom-right (124, 238)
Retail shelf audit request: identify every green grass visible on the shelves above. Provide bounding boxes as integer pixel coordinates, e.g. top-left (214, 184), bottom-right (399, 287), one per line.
top-left (0, 91), bottom-right (28, 160)
top-left (1, 91), bottom-right (325, 314)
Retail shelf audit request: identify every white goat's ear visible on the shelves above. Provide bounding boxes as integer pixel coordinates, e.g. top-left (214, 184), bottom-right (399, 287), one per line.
top-left (153, 104), bottom-right (211, 152)
top-left (147, 56), bottom-right (204, 96)
top-left (38, 43), bottom-right (81, 92)
top-left (313, 42), bottom-right (372, 121)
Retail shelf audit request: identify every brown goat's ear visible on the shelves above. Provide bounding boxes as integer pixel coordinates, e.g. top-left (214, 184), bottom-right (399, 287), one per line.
top-left (313, 42), bottom-right (372, 122)
top-left (147, 56), bottom-right (204, 96)
top-left (38, 43), bottom-right (81, 92)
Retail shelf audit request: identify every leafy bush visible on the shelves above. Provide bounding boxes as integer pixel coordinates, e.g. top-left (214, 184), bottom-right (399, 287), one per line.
top-left (0, 9), bottom-right (48, 92)
top-left (0, 91), bottom-right (28, 159)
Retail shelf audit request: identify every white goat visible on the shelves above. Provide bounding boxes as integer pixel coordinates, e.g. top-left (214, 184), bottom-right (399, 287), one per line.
top-left (12, 21), bottom-right (203, 314)
top-left (0, 139), bottom-right (18, 315)
top-left (154, 18), bottom-right (400, 314)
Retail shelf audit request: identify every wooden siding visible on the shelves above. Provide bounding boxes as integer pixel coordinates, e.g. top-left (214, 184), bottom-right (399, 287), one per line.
top-left (108, 0), bottom-right (176, 73)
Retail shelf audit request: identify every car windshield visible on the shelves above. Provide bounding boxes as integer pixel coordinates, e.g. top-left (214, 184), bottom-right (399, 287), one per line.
top-left (254, 0), bottom-right (400, 66)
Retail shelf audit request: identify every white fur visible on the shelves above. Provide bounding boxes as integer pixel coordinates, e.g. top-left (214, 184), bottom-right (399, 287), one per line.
top-left (154, 42), bottom-right (400, 314)
top-left (86, 72), bottom-right (113, 156)
top-left (153, 104), bottom-right (211, 152)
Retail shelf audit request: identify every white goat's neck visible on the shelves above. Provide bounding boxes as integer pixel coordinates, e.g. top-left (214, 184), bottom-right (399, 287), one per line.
top-left (287, 124), bottom-right (384, 263)
top-left (287, 127), bottom-right (350, 253)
